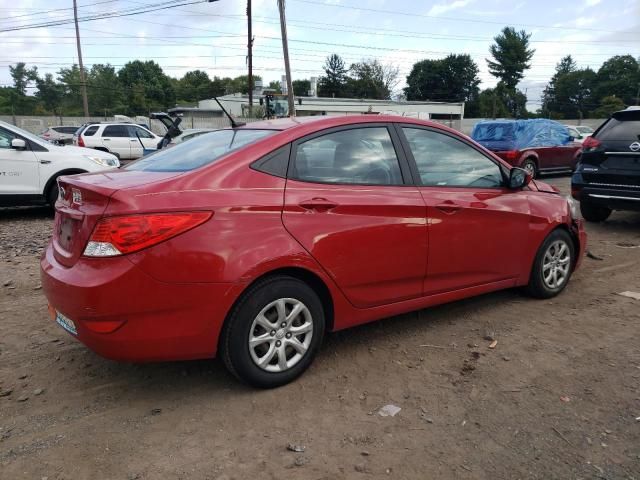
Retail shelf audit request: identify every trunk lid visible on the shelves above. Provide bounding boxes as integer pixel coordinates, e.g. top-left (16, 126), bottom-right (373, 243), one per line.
top-left (52, 170), bottom-right (181, 267)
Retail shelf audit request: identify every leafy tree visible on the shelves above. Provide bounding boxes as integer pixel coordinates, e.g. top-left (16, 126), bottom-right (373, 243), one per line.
top-left (473, 88), bottom-right (509, 118)
top-left (35, 73), bottom-right (64, 116)
top-left (554, 68), bottom-right (597, 120)
top-left (594, 55), bottom-right (640, 106)
top-left (10, 62), bottom-right (38, 95)
top-left (87, 64), bottom-right (124, 116)
top-left (267, 80), bottom-right (282, 93)
top-left (292, 79), bottom-right (311, 96)
top-left (541, 55), bottom-right (578, 118)
top-left (175, 70), bottom-right (211, 103)
top-left (318, 54), bottom-right (349, 98)
top-left (487, 27), bottom-right (535, 90)
top-left (222, 74), bottom-right (262, 95)
top-left (592, 95), bottom-right (626, 117)
top-left (405, 54), bottom-right (480, 106)
top-left (117, 60), bottom-right (175, 115)
top-left (347, 59), bottom-right (389, 99)
top-left (58, 65), bottom-right (86, 116)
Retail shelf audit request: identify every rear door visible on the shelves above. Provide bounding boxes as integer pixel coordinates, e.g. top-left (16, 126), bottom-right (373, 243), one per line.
top-left (397, 125), bottom-right (531, 294)
top-left (0, 126), bottom-right (40, 195)
top-left (282, 124), bottom-right (428, 308)
top-left (581, 110), bottom-right (640, 187)
top-left (101, 125), bottom-right (131, 159)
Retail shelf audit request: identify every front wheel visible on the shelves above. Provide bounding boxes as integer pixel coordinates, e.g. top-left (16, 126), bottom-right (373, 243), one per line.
top-left (580, 201), bottom-right (611, 222)
top-left (526, 229), bottom-right (575, 299)
top-left (522, 159), bottom-right (537, 179)
top-left (220, 276), bottom-right (325, 388)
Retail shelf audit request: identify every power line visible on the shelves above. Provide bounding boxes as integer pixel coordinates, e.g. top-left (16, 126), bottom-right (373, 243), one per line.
top-left (0, 0), bottom-right (210, 33)
top-left (289, 0), bottom-right (639, 34)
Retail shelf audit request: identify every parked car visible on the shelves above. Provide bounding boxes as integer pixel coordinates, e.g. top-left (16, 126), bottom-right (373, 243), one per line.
top-left (73, 122), bottom-right (161, 161)
top-left (40, 126), bottom-right (80, 145)
top-left (571, 107), bottom-right (640, 222)
top-left (0, 120), bottom-right (119, 207)
top-left (41, 115), bottom-right (586, 388)
top-left (471, 119), bottom-right (582, 178)
top-left (564, 125), bottom-right (595, 144)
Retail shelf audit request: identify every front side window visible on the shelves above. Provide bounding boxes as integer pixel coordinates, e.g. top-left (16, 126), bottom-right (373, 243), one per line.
top-left (127, 128), bottom-right (276, 172)
top-left (403, 127), bottom-right (504, 188)
top-left (0, 127), bottom-right (17, 149)
top-left (102, 125), bottom-right (130, 137)
top-left (292, 127), bottom-right (403, 185)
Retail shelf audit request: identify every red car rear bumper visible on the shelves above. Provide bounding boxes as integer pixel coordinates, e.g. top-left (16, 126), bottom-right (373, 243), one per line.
top-left (40, 244), bottom-right (244, 362)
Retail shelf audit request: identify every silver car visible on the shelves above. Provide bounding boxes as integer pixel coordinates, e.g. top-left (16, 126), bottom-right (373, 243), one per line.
top-left (40, 126), bottom-right (80, 145)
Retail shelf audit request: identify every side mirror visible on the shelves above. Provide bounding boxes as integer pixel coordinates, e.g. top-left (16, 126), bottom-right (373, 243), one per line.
top-left (509, 167), bottom-right (532, 189)
top-left (10, 138), bottom-right (26, 150)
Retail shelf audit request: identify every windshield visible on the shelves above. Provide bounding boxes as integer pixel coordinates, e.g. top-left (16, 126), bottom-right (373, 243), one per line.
top-left (127, 129), bottom-right (277, 172)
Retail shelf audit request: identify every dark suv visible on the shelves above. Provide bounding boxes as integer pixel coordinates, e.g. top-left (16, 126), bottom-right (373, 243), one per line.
top-left (572, 107), bottom-right (640, 222)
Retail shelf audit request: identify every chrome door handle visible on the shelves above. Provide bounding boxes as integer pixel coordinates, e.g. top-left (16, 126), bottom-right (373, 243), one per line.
top-left (39, 159), bottom-right (52, 164)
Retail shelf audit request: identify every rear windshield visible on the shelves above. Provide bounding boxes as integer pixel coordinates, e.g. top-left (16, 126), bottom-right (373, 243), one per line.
top-left (127, 129), bottom-right (277, 172)
top-left (597, 117), bottom-right (640, 142)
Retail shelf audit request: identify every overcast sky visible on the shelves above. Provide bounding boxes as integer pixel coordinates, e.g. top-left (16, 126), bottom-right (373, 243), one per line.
top-left (0, 0), bottom-right (638, 111)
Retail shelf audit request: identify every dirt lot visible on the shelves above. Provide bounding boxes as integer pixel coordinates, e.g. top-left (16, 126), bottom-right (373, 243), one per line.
top-left (1, 176), bottom-right (639, 480)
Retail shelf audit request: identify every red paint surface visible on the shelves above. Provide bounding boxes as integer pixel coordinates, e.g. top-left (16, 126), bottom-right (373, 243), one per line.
top-left (41, 115), bottom-right (586, 362)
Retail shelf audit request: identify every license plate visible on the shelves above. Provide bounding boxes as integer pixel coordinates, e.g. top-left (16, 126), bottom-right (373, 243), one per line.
top-left (55, 311), bottom-right (78, 336)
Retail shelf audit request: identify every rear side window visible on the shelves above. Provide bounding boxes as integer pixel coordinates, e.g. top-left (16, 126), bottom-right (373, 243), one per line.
top-left (83, 125), bottom-right (99, 136)
top-left (127, 129), bottom-right (276, 172)
top-left (292, 127), bottom-right (403, 185)
top-left (103, 125), bottom-right (130, 137)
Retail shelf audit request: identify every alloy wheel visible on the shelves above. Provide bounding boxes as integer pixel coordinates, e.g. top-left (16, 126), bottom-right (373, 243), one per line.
top-left (542, 240), bottom-right (571, 289)
top-left (248, 298), bottom-right (314, 373)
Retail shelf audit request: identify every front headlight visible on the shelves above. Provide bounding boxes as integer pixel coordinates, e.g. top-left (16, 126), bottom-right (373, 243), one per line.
top-left (566, 196), bottom-right (579, 219)
top-left (85, 155), bottom-right (119, 168)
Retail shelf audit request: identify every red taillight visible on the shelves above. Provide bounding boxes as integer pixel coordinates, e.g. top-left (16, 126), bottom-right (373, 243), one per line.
top-left (83, 212), bottom-right (212, 257)
top-left (502, 150), bottom-right (519, 161)
top-left (582, 136), bottom-right (601, 151)
top-left (77, 136), bottom-right (85, 147)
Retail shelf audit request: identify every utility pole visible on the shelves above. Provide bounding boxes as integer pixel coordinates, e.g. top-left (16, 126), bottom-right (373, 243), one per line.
top-left (247, 0), bottom-right (253, 113)
top-left (73, 0), bottom-right (90, 119)
top-left (277, 0), bottom-right (295, 116)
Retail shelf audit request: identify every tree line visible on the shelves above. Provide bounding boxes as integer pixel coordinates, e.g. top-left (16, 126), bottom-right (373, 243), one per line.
top-left (1, 25), bottom-right (638, 119)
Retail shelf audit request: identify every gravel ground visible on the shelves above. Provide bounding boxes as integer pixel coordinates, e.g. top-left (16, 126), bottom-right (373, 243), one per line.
top-left (1, 176), bottom-right (639, 480)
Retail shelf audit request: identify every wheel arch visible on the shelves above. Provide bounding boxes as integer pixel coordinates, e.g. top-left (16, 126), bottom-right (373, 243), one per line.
top-left (218, 266), bottom-right (336, 353)
top-left (43, 168), bottom-right (88, 198)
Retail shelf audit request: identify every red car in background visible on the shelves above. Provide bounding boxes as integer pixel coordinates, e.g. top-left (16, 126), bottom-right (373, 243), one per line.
top-left (471, 119), bottom-right (582, 178)
top-left (41, 115), bottom-right (586, 388)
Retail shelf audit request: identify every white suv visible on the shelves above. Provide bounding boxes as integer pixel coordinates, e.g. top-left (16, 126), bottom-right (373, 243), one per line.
top-left (75, 122), bottom-right (161, 161)
top-left (0, 120), bottom-right (119, 208)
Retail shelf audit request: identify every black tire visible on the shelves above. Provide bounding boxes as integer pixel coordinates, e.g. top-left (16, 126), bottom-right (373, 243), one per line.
top-left (46, 181), bottom-right (59, 209)
top-left (526, 229), bottom-right (575, 299)
top-left (220, 275), bottom-right (325, 388)
top-left (522, 158), bottom-right (537, 179)
top-left (580, 201), bottom-right (611, 222)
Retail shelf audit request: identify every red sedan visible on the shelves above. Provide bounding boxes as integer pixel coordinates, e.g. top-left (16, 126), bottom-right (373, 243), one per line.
top-left (41, 115), bottom-right (586, 388)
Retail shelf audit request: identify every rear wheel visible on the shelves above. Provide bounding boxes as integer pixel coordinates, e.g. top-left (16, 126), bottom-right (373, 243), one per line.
top-left (526, 229), bottom-right (575, 299)
top-left (580, 201), bottom-right (611, 222)
top-left (522, 158), bottom-right (537, 178)
top-left (220, 275), bottom-right (325, 388)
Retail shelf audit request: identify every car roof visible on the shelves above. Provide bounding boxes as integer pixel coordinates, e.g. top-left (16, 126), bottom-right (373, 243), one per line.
top-left (237, 114), bottom-right (460, 136)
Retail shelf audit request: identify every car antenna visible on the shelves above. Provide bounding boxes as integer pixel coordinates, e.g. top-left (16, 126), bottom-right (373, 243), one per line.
top-left (212, 97), bottom-right (245, 128)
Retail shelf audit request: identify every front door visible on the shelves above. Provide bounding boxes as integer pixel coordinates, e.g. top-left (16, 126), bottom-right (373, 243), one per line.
top-left (397, 125), bottom-right (531, 295)
top-left (283, 125), bottom-right (427, 308)
top-left (0, 127), bottom-right (39, 195)
top-left (128, 125), bottom-right (157, 158)
top-left (101, 125), bottom-right (132, 159)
